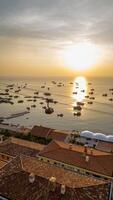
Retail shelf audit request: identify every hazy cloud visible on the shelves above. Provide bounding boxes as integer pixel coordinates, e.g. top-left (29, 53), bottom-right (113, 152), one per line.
top-left (0, 0), bottom-right (113, 45)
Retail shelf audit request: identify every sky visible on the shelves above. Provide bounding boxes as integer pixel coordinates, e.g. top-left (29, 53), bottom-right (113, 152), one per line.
top-left (0, 0), bottom-right (113, 77)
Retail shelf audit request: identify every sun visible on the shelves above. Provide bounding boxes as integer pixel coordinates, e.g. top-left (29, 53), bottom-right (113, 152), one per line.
top-left (62, 42), bottom-right (101, 71)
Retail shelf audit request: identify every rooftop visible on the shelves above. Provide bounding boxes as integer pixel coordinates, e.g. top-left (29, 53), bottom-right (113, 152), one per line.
top-left (0, 155), bottom-right (110, 200)
top-left (96, 140), bottom-right (113, 153)
top-left (31, 125), bottom-right (53, 138)
top-left (10, 137), bottom-right (44, 151)
top-left (0, 137), bottom-right (45, 157)
top-left (21, 155), bottom-right (105, 188)
top-left (39, 140), bottom-right (113, 177)
top-left (0, 160), bottom-right (6, 169)
top-left (55, 140), bottom-right (110, 156)
top-left (0, 152), bottom-right (13, 169)
top-left (31, 125), bottom-right (68, 141)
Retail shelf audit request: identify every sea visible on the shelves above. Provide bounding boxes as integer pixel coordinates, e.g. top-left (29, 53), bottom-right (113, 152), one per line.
top-left (0, 76), bottom-right (113, 135)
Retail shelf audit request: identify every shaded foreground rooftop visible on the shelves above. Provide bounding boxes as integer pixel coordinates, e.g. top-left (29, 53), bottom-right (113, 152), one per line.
top-left (0, 155), bottom-right (110, 200)
top-left (39, 140), bottom-right (113, 178)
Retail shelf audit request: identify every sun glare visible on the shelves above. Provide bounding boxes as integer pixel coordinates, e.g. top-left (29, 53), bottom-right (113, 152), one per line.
top-left (63, 42), bottom-right (101, 71)
top-left (72, 76), bottom-right (87, 103)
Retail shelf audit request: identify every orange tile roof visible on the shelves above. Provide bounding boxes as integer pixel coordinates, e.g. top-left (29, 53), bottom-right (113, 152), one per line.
top-left (31, 125), bottom-right (68, 141)
top-left (49, 130), bottom-right (68, 141)
top-left (40, 140), bottom-right (113, 177)
top-left (0, 160), bottom-right (6, 169)
top-left (56, 140), bottom-right (111, 156)
top-left (31, 125), bottom-right (53, 138)
top-left (0, 155), bottom-right (110, 200)
top-left (0, 137), bottom-right (44, 157)
top-left (96, 140), bottom-right (113, 153)
top-left (10, 137), bottom-right (45, 151)
top-left (21, 155), bottom-right (105, 188)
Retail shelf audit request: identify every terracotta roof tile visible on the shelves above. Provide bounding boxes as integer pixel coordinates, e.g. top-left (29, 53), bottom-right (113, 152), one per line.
top-left (96, 140), bottom-right (113, 153)
top-left (31, 125), bottom-right (53, 138)
top-left (21, 155), bottom-right (105, 188)
top-left (0, 155), bottom-right (110, 200)
top-left (31, 126), bottom-right (68, 141)
top-left (10, 137), bottom-right (45, 151)
top-left (0, 160), bottom-right (6, 169)
top-left (0, 137), bottom-right (44, 157)
top-left (40, 140), bottom-right (113, 177)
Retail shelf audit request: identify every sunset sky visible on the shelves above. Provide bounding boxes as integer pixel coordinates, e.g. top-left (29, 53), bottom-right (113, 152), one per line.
top-left (0, 0), bottom-right (113, 77)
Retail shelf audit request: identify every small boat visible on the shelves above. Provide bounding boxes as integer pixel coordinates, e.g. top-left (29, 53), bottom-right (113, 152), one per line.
top-left (44, 92), bottom-right (51, 96)
top-left (31, 105), bottom-right (36, 108)
top-left (102, 94), bottom-right (107, 97)
top-left (53, 100), bottom-right (58, 104)
top-left (26, 107), bottom-right (30, 110)
top-left (14, 95), bottom-right (19, 98)
top-left (27, 99), bottom-right (33, 102)
top-left (74, 112), bottom-right (81, 116)
top-left (33, 96), bottom-right (39, 99)
top-left (7, 84), bottom-right (14, 88)
top-left (42, 106), bottom-right (46, 109)
top-left (5, 89), bottom-right (9, 92)
top-left (85, 95), bottom-right (89, 98)
top-left (89, 92), bottom-right (94, 95)
top-left (90, 88), bottom-right (95, 91)
top-left (52, 81), bottom-right (56, 84)
top-left (34, 91), bottom-right (39, 95)
top-left (81, 90), bottom-right (85, 93)
top-left (109, 98), bottom-right (113, 101)
top-left (40, 102), bottom-right (44, 105)
top-left (88, 101), bottom-right (93, 104)
top-left (77, 102), bottom-right (84, 106)
top-left (57, 113), bottom-right (64, 117)
top-left (89, 97), bottom-right (95, 100)
top-left (18, 100), bottom-right (24, 103)
top-left (24, 96), bottom-right (32, 98)
top-left (73, 106), bottom-right (82, 111)
top-left (15, 90), bottom-right (20, 93)
top-left (45, 107), bottom-right (54, 114)
top-left (73, 92), bottom-right (77, 95)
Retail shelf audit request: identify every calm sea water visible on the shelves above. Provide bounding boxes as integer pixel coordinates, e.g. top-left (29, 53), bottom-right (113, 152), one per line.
top-left (0, 76), bottom-right (113, 134)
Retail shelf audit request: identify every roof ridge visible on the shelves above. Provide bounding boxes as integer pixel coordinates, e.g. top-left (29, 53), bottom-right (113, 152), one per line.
top-left (39, 140), bottom-right (61, 155)
top-left (46, 128), bottom-right (53, 138)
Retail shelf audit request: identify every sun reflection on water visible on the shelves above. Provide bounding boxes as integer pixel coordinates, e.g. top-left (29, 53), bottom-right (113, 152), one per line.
top-left (72, 76), bottom-right (87, 105)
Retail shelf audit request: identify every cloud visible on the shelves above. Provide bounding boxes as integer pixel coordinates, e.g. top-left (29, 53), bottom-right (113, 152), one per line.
top-left (0, 0), bottom-right (113, 45)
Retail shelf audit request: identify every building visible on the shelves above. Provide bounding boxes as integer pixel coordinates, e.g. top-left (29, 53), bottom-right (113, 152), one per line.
top-left (39, 140), bottom-right (113, 179)
top-left (31, 125), bottom-right (68, 141)
top-left (0, 137), bottom-right (45, 157)
top-left (0, 123), bottom-right (30, 135)
top-left (0, 155), bottom-right (111, 200)
top-left (96, 140), bottom-right (113, 153)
